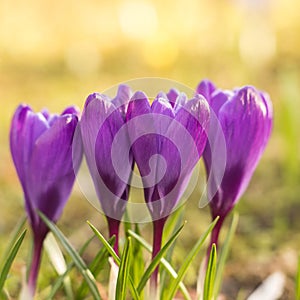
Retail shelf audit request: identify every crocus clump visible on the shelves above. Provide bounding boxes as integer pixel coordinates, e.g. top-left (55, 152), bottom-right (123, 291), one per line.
top-left (126, 89), bottom-right (210, 288)
top-left (10, 105), bottom-right (82, 295)
top-left (197, 80), bottom-right (273, 248)
top-left (80, 85), bottom-right (133, 254)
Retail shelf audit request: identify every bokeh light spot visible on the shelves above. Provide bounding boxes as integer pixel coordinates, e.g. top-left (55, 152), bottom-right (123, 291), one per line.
top-left (119, 0), bottom-right (158, 40)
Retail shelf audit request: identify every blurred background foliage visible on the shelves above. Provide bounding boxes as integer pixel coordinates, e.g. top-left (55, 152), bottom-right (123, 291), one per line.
top-left (0, 0), bottom-right (299, 298)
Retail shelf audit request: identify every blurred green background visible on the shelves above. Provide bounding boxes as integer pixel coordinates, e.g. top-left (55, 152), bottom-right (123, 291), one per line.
top-left (0, 0), bottom-right (299, 298)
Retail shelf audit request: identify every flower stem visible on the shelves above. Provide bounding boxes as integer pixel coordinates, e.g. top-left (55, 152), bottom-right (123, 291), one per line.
top-left (207, 215), bottom-right (225, 261)
top-left (150, 218), bottom-right (166, 296)
top-left (28, 236), bottom-right (44, 296)
top-left (107, 217), bottom-right (121, 256)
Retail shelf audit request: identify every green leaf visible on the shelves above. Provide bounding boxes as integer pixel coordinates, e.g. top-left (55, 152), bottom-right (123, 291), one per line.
top-left (76, 236), bottom-right (115, 300)
top-left (38, 212), bottom-right (102, 300)
top-left (46, 235), bottom-right (95, 300)
top-left (160, 207), bottom-right (185, 299)
top-left (163, 206), bottom-right (185, 241)
top-left (137, 221), bottom-right (186, 294)
top-left (130, 225), bottom-right (145, 287)
top-left (116, 237), bottom-right (132, 300)
top-left (128, 229), bottom-right (191, 300)
top-left (0, 229), bottom-right (26, 293)
top-left (165, 217), bottom-right (219, 300)
top-left (0, 215), bottom-right (26, 266)
top-left (87, 221), bottom-right (120, 264)
top-left (296, 254), bottom-right (300, 300)
top-left (44, 233), bottom-right (73, 299)
top-left (87, 221), bottom-right (140, 300)
top-left (203, 244), bottom-right (217, 300)
top-left (214, 213), bottom-right (239, 298)
top-left (0, 290), bottom-right (9, 300)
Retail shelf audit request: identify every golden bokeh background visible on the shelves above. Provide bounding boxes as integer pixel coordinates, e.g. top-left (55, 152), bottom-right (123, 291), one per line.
top-left (0, 0), bottom-right (299, 297)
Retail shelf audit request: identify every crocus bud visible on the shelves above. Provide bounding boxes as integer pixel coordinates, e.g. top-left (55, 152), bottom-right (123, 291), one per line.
top-left (197, 80), bottom-right (273, 248)
top-left (80, 85), bottom-right (133, 254)
top-left (10, 105), bottom-right (82, 295)
top-left (126, 90), bottom-right (210, 289)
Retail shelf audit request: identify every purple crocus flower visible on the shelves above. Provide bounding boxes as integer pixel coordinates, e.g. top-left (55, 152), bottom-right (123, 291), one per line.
top-left (80, 85), bottom-right (133, 254)
top-left (10, 105), bottom-right (82, 295)
top-left (197, 80), bottom-right (273, 248)
top-left (126, 90), bottom-right (210, 287)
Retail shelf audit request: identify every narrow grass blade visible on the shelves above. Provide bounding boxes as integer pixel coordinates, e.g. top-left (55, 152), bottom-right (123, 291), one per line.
top-left (0, 229), bottom-right (26, 293)
top-left (165, 217), bottom-right (219, 300)
top-left (203, 244), bottom-right (217, 300)
top-left (38, 212), bottom-right (101, 300)
top-left (128, 229), bottom-right (191, 300)
top-left (44, 233), bottom-right (73, 299)
top-left (130, 225), bottom-right (145, 287)
top-left (137, 222), bottom-right (186, 294)
top-left (116, 237), bottom-right (132, 300)
top-left (296, 255), bottom-right (300, 300)
top-left (87, 221), bottom-right (120, 264)
top-left (87, 221), bottom-right (140, 300)
top-left (163, 206), bottom-right (185, 241)
top-left (76, 236), bottom-right (115, 300)
top-left (214, 213), bottom-right (239, 298)
top-left (0, 215), bottom-right (26, 265)
top-left (0, 290), bottom-right (9, 299)
top-left (161, 208), bottom-right (185, 299)
top-left (46, 235), bottom-right (95, 300)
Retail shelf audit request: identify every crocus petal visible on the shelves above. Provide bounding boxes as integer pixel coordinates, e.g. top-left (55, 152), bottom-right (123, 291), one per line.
top-left (151, 95), bottom-right (175, 135)
top-left (174, 95), bottom-right (210, 157)
top-left (95, 106), bottom-right (130, 216)
top-left (208, 86), bottom-right (273, 218)
top-left (173, 92), bottom-right (188, 112)
top-left (81, 93), bottom-right (131, 219)
top-left (154, 95), bottom-right (210, 216)
top-left (127, 91), bottom-right (210, 220)
top-left (10, 104), bottom-right (81, 296)
top-left (209, 90), bottom-right (231, 115)
top-left (61, 106), bottom-right (80, 116)
top-left (41, 109), bottom-right (50, 120)
top-left (126, 91), bottom-right (152, 119)
top-left (259, 91), bottom-right (273, 144)
top-left (10, 106), bottom-right (48, 184)
top-left (10, 105), bottom-right (49, 225)
top-left (126, 92), bottom-right (160, 205)
top-left (27, 115), bottom-right (80, 236)
top-left (196, 79), bottom-right (216, 102)
top-left (221, 88), bottom-right (270, 197)
top-left (112, 84), bottom-right (132, 117)
top-left (166, 88), bottom-right (180, 107)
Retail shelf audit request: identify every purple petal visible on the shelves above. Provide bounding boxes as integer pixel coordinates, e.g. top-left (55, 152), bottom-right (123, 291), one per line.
top-left (81, 93), bottom-right (131, 219)
top-left (10, 106), bottom-right (49, 178)
top-left (209, 90), bottom-right (231, 115)
top-left (126, 91), bottom-right (151, 119)
top-left (41, 109), bottom-right (50, 120)
top-left (154, 95), bottom-right (210, 216)
top-left (27, 115), bottom-right (79, 232)
top-left (211, 86), bottom-right (272, 217)
top-left (10, 105), bottom-right (49, 223)
top-left (196, 79), bottom-right (216, 101)
top-left (112, 84), bottom-right (132, 117)
top-left (173, 92), bottom-right (188, 112)
top-left (166, 88), bottom-right (180, 107)
top-left (174, 95), bottom-right (210, 157)
top-left (151, 96), bottom-right (174, 135)
top-left (259, 91), bottom-right (273, 144)
top-left (61, 106), bottom-right (80, 117)
top-left (127, 92), bottom-right (159, 202)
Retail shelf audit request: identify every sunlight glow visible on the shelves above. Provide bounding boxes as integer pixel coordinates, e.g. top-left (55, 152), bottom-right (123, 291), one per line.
top-left (239, 21), bottom-right (276, 66)
top-left (119, 0), bottom-right (158, 40)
